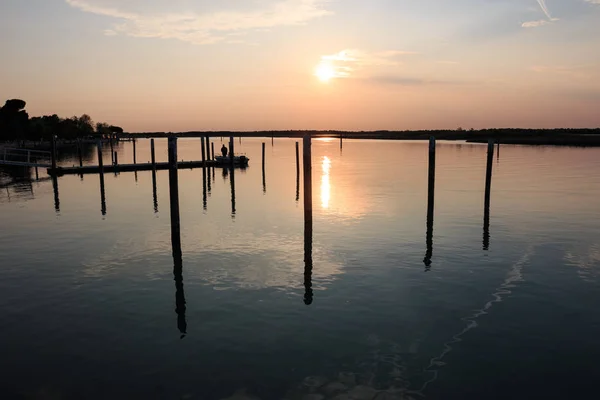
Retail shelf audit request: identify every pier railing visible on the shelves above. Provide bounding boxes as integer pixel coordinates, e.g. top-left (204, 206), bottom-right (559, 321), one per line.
top-left (0, 148), bottom-right (52, 168)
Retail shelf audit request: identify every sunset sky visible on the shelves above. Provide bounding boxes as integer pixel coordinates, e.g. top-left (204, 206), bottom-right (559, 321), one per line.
top-left (1, 0), bottom-right (599, 132)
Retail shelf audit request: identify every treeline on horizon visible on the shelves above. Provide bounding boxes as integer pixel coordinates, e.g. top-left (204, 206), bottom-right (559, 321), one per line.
top-left (0, 99), bottom-right (124, 142)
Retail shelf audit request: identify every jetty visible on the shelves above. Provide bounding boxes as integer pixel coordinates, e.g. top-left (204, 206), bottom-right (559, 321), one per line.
top-left (48, 160), bottom-right (217, 176)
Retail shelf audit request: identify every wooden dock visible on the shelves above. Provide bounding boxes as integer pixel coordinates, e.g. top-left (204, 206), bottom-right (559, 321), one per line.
top-left (47, 160), bottom-right (233, 176)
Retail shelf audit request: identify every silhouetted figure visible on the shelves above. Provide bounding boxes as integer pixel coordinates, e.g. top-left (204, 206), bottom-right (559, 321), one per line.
top-left (221, 144), bottom-right (228, 157)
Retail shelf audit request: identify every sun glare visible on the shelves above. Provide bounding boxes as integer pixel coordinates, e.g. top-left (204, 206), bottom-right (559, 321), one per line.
top-left (315, 62), bottom-right (335, 83)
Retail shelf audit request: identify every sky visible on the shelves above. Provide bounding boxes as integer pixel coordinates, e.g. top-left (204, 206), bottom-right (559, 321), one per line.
top-left (1, 0), bottom-right (599, 132)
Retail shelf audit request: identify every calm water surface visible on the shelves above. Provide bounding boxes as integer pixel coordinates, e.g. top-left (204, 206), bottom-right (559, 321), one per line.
top-left (1, 138), bottom-right (599, 400)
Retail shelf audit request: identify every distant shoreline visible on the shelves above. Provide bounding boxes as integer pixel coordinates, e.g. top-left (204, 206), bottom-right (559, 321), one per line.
top-left (129, 129), bottom-right (600, 147)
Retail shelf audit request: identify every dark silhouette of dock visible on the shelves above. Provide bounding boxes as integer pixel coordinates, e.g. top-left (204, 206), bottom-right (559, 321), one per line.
top-left (48, 160), bottom-right (217, 176)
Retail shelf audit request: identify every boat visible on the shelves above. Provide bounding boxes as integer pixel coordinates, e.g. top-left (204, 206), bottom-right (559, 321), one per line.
top-left (214, 155), bottom-right (250, 167)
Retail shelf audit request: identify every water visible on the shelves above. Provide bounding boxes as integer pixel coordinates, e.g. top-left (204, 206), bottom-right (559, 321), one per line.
top-left (1, 138), bottom-right (599, 400)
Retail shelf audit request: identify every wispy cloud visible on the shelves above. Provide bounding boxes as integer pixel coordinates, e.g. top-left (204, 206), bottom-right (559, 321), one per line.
top-left (65, 0), bottom-right (333, 45)
top-left (530, 64), bottom-right (599, 79)
top-left (314, 49), bottom-right (417, 80)
top-left (522, 0), bottom-right (559, 28)
top-left (367, 76), bottom-right (472, 87)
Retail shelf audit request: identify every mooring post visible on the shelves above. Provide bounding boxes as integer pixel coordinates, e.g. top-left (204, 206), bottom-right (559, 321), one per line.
top-left (35, 163), bottom-right (39, 180)
top-left (229, 136), bottom-right (234, 166)
top-left (211, 142), bottom-right (215, 161)
top-left (424, 137), bottom-right (436, 270)
top-left (110, 138), bottom-right (114, 164)
top-left (497, 142), bottom-right (500, 160)
top-left (483, 139), bottom-right (495, 250)
top-left (133, 139), bottom-right (137, 164)
top-left (271, 135), bottom-right (274, 146)
top-left (206, 136), bottom-right (211, 163)
top-left (78, 139), bottom-right (83, 168)
top-left (201, 136), bottom-right (206, 164)
top-left (168, 135), bottom-right (186, 338)
top-left (114, 151), bottom-right (118, 166)
top-left (303, 132), bottom-right (313, 305)
top-left (295, 141), bottom-right (300, 175)
top-left (340, 133), bottom-right (343, 150)
top-left (51, 136), bottom-right (57, 171)
top-left (262, 142), bottom-right (266, 170)
top-left (168, 136), bottom-right (181, 249)
top-left (150, 138), bottom-right (156, 169)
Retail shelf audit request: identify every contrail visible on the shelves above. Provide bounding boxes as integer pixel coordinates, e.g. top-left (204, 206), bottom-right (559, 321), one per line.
top-left (537, 0), bottom-right (553, 19)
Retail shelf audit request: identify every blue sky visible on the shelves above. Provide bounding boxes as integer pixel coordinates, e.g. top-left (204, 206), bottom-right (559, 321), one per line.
top-left (1, 0), bottom-right (599, 131)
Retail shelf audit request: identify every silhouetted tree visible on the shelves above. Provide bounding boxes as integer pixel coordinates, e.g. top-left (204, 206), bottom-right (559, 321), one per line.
top-left (0, 99), bottom-right (29, 141)
top-left (96, 122), bottom-right (111, 137)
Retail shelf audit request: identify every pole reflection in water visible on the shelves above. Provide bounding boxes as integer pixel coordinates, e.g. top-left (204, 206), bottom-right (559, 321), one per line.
top-left (424, 137), bottom-right (435, 270)
top-left (230, 167), bottom-right (236, 218)
top-left (202, 166), bottom-right (208, 211)
top-left (99, 172), bottom-right (106, 216)
top-left (97, 141), bottom-right (106, 216)
top-left (152, 169), bottom-right (158, 213)
top-left (295, 141), bottom-right (300, 202)
top-left (51, 175), bottom-right (60, 213)
top-left (296, 169), bottom-right (300, 203)
top-left (262, 164), bottom-right (266, 194)
top-left (483, 140), bottom-right (494, 250)
top-left (207, 166), bottom-right (212, 194)
top-left (168, 137), bottom-right (187, 338)
top-left (303, 133), bottom-right (313, 305)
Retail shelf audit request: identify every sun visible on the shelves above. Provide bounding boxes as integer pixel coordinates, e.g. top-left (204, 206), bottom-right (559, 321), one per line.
top-left (315, 62), bottom-right (335, 83)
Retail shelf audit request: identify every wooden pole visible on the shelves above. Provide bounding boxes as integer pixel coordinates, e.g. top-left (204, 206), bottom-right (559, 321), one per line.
top-left (51, 136), bottom-right (57, 171)
top-left (151, 138), bottom-right (156, 169)
top-left (205, 136), bottom-right (211, 163)
top-left (114, 151), bottom-right (118, 166)
top-left (424, 137), bottom-right (436, 270)
top-left (483, 139), bottom-right (495, 250)
top-left (211, 142), bottom-right (215, 161)
top-left (303, 132), bottom-right (313, 305)
top-left (78, 139), bottom-right (83, 168)
top-left (497, 142), bottom-right (500, 160)
top-left (133, 139), bottom-right (137, 164)
top-left (168, 136), bottom-right (186, 338)
top-left (110, 138), bottom-right (114, 164)
top-left (271, 136), bottom-right (274, 146)
top-left (229, 136), bottom-right (234, 166)
top-left (201, 136), bottom-right (206, 164)
top-left (168, 136), bottom-right (181, 248)
top-left (97, 140), bottom-right (104, 172)
top-left (340, 133), bottom-right (343, 150)
top-left (262, 142), bottom-right (266, 170)
top-left (295, 142), bottom-right (300, 176)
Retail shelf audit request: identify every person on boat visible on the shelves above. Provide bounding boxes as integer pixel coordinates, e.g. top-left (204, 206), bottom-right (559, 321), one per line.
top-left (221, 144), bottom-right (228, 157)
